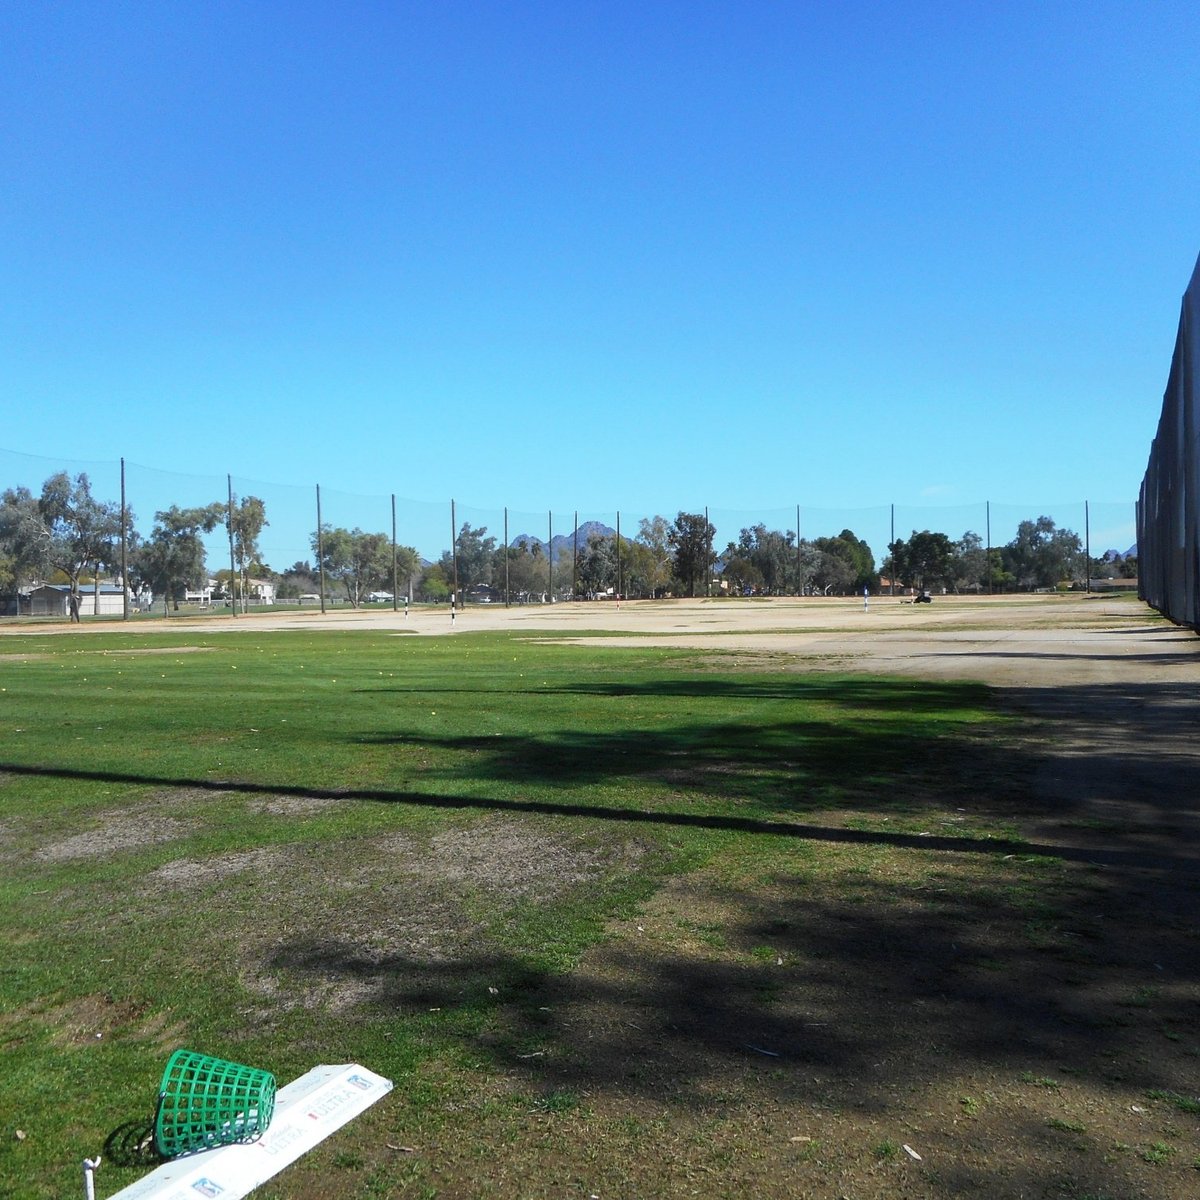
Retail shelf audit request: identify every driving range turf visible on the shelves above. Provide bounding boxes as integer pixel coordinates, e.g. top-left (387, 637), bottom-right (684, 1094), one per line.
top-left (1, 618), bottom-right (1198, 1198)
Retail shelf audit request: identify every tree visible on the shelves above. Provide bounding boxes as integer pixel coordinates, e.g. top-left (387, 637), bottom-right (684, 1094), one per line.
top-left (887, 530), bottom-right (953, 591)
top-left (669, 512), bottom-right (715, 597)
top-left (1003, 516), bottom-right (1083, 590)
top-left (311, 526), bottom-right (398, 607)
top-left (812, 529), bottom-right (876, 594)
top-left (38, 472), bottom-right (123, 605)
top-left (576, 533), bottom-right (619, 597)
top-left (276, 560), bottom-right (318, 600)
top-left (728, 524), bottom-right (795, 594)
top-left (492, 542), bottom-right (545, 601)
top-left (394, 544), bottom-right (422, 600)
top-left (635, 516), bottom-right (674, 597)
top-left (133, 504), bottom-right (224, 612)
top-left (720, 545), bottom-right (765, 594)
top-left (950, 531), bottom-right (987, 593)
top-left (417, 562), bottom-right (451, 602)
top-left (0, 487), bottom-right (47, 592)
top-left (440, 523), bottom-right (497, 597)
top-left (228, 495), bottom-right (268, 612)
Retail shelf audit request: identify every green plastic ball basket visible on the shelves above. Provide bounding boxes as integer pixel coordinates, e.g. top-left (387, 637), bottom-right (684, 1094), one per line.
top-left (154, 1048), bottom-right (276, 1157)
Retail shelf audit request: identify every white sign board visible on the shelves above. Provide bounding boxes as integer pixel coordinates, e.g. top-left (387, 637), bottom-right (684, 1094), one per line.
top-left (105, 1063), bottom-right (393, 1200)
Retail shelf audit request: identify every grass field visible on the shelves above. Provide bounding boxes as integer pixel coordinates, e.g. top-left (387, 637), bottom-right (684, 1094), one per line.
top-left (1, 620), bottom-right (1198, 1199)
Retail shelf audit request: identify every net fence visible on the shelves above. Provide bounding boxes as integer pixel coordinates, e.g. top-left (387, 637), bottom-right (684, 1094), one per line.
top-left (1, 443), bottom-right (1136, 613)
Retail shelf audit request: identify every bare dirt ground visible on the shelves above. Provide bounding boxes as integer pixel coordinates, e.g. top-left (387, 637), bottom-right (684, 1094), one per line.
top-left (8, 595), bottom-right (1200, 1197)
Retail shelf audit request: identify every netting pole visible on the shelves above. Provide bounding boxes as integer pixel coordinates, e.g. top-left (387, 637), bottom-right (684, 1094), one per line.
top-left (796, 503), bottom-right (801, 596)
top-left (316, 485), bottom-right (326, 615)
top-left (450, 499), bottom-right (458, 608)
top-left (573, 511), bottom-right (578, 600)
top-left (504, 506), bottom-right (510, 607)
top-left (1085, 500), bottom-right (1091, 593)
top-left (890, 503), bottom-right (895, 596)
top-left (705, 506), bottom-right (711, 598)
top-left (120, 457), bottom-right (129, 620)
top-left (986, 500), bottom-right (992, 595)
top-left (391, 494), bottom-right (398, 612)
top-left (227, 474), bottom-right (238, 617)
top-left (616, 510), bottom-right (622, 605)
top-left (548, 510), bottom-right (553, 602)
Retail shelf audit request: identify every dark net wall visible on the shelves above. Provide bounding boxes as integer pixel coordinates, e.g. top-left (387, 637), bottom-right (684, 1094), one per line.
top-left (1139, 253), bottom-right (1200, 628)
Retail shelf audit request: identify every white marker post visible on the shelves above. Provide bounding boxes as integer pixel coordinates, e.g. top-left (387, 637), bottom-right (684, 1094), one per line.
top-left (83, 1157), bottom-right (101, 1200)
top-left (863, 586), bottom-right (869, 612)
top-left (101, 1063), bottom-right (393, 1200)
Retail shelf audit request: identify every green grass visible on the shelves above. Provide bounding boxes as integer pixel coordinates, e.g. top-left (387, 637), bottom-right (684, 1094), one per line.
top-left (0, 628), bottom-right (1010, 1198)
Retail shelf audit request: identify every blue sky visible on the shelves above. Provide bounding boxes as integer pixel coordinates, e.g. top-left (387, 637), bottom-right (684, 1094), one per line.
top-left (2, 2), bottom-right (1196, 562)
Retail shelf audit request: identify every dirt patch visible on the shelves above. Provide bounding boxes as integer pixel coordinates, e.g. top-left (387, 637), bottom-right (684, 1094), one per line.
top-left (1, 993), bottom-right (188, 1052)
top-left (150, 846), bottom-right (287, 886)
top-left (244, 794), bottom-right (348, 817)
top-left (35, 813), bottom-right (194, 862)
top-left (146, 818), bottom-right (650, 1015)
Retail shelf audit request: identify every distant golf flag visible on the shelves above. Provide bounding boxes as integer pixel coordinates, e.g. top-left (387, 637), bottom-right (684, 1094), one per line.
top-left (104, 1063), bottom-right (393, 1200)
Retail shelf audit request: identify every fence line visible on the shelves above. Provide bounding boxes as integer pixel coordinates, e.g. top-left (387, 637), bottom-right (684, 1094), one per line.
top-left (1139, 253), bottom-right (1200, 630)
top-left (1, 445), bottom-right (1137, 610)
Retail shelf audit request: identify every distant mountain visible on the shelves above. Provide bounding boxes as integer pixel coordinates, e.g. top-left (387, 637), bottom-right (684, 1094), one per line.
top-left (511, 520), bottom-right (616, 560)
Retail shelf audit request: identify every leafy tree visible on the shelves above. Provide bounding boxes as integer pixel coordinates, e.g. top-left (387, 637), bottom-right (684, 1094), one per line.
top-left (133, 504), bottom-right (225, 612)
top-left (576, 534), bottom-right (619, 597)
top-left (985, 547), bottom-right (1015, 592)
top-left (669, 512), bottom-right (715, 597)
top-left (417, 562), bottom-right (451, 602)
top-left (812, 529), bottom-right (876, 594)
top-left (492, 542), bottom-right (545, 601)
top-left (312, 526), bottom-right (398, 607)
top-left (440, 523), bottom-right (497, 597)
top-left (276, 560), bottom-right (319, 600)
top-left (635, 516), bottom-right (674, 597)
top-left (720, 546), bottom-right (765, 594)
top-left (393, 545), bottom-right (422, 599)
top-left (228, 495), bottom-right (268, 612)
top-left (950, 531), bottom-right (987, 592)
top-left (1003, 516), bottom-right (1083, 590)
top-left (888, 530), bottom-right (954, 591)
top-left (0, 487), bottom-right (47, 592)
top-left (728, 524), bottom-right (795, 594)
top-left (38, 472), bottom-right (124, 602)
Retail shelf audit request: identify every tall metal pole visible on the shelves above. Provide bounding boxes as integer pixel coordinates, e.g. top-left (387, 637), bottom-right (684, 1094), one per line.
top-left (890, 503), bottom-right (895, 596)
top-left (796, 503), bottom-right (801, 596)
top-left (1085, 500), bottom-right (1091, 593)
top-left (573, 510), bottom-right (578, 600)
top-left (548, 511), bottom-right (553, 602)
top-left (705, 506), bottom-right (711, 598)
top-left (316, 484), bottom-right (327, 614)
top-left (450, 499), bottom-right (459, 607)
top-left (986, 500), bottom-right (992, 596)
top-left (504, 506), bottom-right (510, 607)
top-left (120, 457), bottom-right (129, 620)
top-left (227, 474), bottom-right (238, 617)
top-left (616, 511), bottom-right (621, 602)
top-left (391, 494), bottom-right (398, 612)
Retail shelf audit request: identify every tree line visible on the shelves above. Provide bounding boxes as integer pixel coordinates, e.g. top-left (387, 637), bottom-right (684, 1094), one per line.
top-left (1, 471), bottom-right (1130, 613)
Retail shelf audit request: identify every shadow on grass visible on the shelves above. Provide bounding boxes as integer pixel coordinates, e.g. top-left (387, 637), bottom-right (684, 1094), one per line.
top-left (261, 859), bottom-right (1200, 1118)
top-left (1, 758), bottom-right (1194, 873)
top-left (103, 1118), bottom-right (162, 1168)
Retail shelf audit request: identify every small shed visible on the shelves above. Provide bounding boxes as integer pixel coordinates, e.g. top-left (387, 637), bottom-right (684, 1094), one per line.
top-left (28, 584), bottom-right (130, 617)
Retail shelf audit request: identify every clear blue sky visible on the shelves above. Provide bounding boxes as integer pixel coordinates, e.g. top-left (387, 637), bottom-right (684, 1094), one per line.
top-left (2, 2), bottom-right (1197, 562)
